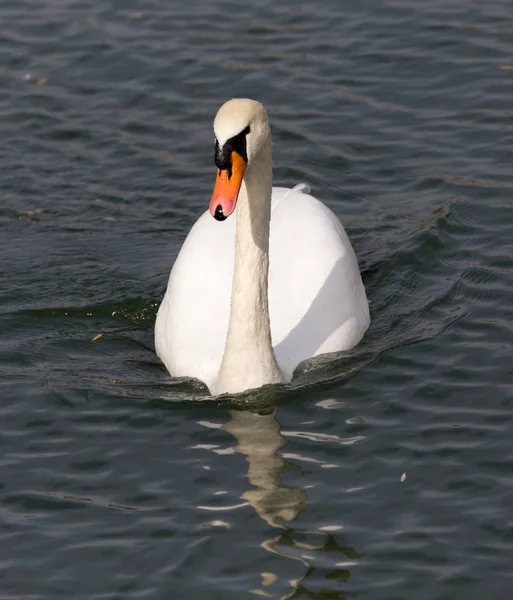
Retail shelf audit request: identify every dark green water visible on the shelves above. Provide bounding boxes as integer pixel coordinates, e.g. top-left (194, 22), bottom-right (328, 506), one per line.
top-left (2, 0), bottom-right (513, 598)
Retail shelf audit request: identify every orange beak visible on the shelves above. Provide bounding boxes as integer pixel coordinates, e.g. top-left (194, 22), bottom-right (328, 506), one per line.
top-left (209, 150), bottom-right (246, 220)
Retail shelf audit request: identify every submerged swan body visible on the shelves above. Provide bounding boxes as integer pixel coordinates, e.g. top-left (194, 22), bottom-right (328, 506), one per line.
top-left (155, 99), bottom-right (370, 395)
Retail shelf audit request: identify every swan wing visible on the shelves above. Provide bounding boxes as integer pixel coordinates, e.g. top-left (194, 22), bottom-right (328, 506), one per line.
top-left (155, 208), bottom-right (235, 391)
top-left (268, 187), bottom-right (370, 380)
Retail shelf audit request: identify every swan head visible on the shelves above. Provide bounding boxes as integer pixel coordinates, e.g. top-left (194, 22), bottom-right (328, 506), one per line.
top-left (209, 99), bottom-right (271, 221)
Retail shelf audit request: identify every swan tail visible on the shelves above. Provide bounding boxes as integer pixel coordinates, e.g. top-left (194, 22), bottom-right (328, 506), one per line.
top-left (292, 182), bottom-right (312, 194)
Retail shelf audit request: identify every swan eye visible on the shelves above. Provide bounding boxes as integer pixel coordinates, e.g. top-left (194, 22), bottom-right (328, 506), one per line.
top-left (214, 125), bottom-right (251, 170)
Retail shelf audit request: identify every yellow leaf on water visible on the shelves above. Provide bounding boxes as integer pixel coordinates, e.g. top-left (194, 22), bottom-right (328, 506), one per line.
top-left (499, 65), bottom-right (513, 70)
top-left (91, 333), bottom-right (103, 342)
top-left (36, 78), bottom-right (48, 85)
top-left (18, 208), bottom-right (43, 222)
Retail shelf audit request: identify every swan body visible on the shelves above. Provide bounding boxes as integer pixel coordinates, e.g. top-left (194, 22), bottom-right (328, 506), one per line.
top-left (155, 99), bottom-right (369, 395)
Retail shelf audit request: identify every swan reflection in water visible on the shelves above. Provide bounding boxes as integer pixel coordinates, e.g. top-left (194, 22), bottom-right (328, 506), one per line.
top-left (224, 408), bottom-right (307, 528)
top-left (223, 408), bottom-right (360, 599)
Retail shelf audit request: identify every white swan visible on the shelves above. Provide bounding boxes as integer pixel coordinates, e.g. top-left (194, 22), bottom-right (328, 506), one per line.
top-left (155, 98), bottom-right (370, 395)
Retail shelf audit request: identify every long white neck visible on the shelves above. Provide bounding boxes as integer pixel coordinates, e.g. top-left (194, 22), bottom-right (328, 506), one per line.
top-left (214, 142), bottom-right (284, 395)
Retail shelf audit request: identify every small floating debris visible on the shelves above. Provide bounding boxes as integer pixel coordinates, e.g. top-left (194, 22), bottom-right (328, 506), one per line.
top-left (499, 65), bottom-right (513, 70)
top-left (36, 78), bottom-right (48, 86)
top-left (400, 472), bottom-right (407, 483)
top-left (18, 208), bottom-right (43, 222)
top-left (108, 503), bottom-right (138, 511)
top-left (91, 333), bottom-right (103, 342)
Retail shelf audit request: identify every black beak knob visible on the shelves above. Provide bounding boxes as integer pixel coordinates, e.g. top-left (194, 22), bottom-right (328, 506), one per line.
top-left (214, 204), bottom-right (227, 221)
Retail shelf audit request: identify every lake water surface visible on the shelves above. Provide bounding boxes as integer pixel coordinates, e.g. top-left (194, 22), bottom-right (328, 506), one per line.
top-left (1, 0), bottom-right (513, 598)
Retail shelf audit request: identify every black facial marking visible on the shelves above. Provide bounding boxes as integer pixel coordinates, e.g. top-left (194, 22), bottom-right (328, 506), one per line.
top-left (214, 125), bottom-right (251, 174)
top-left (214, 204), bottom-right (227, 221)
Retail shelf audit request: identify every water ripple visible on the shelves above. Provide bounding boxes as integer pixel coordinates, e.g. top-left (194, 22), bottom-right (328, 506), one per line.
top-left (1, 0), bottom-right (513, 598)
